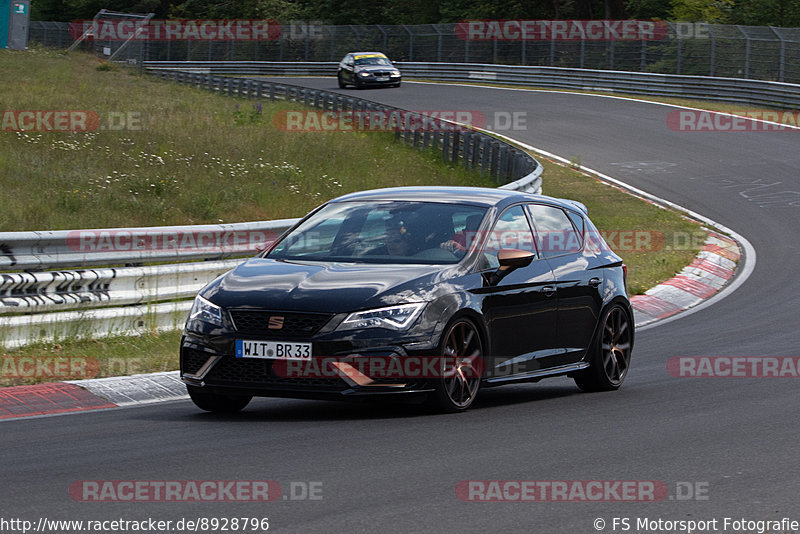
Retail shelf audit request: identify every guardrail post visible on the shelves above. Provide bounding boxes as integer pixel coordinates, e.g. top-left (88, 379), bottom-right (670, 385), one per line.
top-left (490, 143), bottom-right (500, 180)
top-left (479, 137), bottom-right (489, 175)
top-left (463, 133), bottom-right (473, 169)
top-left (442, 132), bottom-right (451, 163)
top-left (498, 146), bottom-right (509, 181)
top-left (451, 131), bottom-right (461, 163)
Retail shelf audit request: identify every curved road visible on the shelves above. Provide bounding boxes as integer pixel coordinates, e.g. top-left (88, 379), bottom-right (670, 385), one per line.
top-left (3, 80), bottom-right (799, 532)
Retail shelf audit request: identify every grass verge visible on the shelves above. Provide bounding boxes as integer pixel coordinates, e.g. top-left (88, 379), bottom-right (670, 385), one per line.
top-left (0, 48), bottom-right (495, 231)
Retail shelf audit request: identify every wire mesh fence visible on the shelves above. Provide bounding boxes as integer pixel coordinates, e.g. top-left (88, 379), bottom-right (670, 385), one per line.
top-left (28, 20), bottom-right (800, 84)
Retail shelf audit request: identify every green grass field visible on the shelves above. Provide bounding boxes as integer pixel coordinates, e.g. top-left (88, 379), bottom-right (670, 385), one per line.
top-left (0, 47), bottom-right (706, 383)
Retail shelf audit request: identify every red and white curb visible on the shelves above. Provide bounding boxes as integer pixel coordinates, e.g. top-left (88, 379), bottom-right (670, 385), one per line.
top-left (0, 372), bottom-right (186, 421)
top-left (631, 231), bottom-right (741, 327)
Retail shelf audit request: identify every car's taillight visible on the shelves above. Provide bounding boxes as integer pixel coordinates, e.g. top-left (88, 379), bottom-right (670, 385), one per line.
top-left (622, 263), bottom-right (628, 286)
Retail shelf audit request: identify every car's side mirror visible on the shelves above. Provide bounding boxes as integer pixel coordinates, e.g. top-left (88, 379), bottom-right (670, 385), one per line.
top-left (483, 249), bottom-right (535, 286)
top-left (497, 249), bottom-right (535, 271)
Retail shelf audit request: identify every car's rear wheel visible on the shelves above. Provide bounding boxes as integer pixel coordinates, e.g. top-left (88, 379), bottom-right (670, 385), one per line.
top-left (187, 385), bottom-right (252, 413)
top-left (429, 318), bottom-right (484, 412)
top-left (337, 72), bottom-right (346, 88)
top-left (574, 304), bottom-right (632, 392)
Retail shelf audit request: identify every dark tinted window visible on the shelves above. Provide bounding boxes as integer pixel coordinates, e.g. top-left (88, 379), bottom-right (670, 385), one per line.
top-left (268, 201), bottom-right (487, 264)
top-left (528, 204), bottom-right (583, 257)
top-left (565, 210), bottom-right (585, 247)
top-left (480, 204), bottom-right (536, 269)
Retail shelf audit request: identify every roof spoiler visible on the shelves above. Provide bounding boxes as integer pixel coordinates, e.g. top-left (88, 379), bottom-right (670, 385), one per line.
top-left (565, 200), bottom-right (588, 215)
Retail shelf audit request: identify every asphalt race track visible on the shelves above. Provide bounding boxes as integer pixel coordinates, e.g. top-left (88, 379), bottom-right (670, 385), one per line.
top-left (3, 80), bottom-right (799, 533)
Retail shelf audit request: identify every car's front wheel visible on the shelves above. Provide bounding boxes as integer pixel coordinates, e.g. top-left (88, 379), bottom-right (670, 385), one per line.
top-left (187, 386), bottom-right (252, 413)
top-left (337, 72), bottom-right (346, 88)
top-left (574, 304), bottom-right (632, 392)
top-left (429, 318), bottom-right (484, 412)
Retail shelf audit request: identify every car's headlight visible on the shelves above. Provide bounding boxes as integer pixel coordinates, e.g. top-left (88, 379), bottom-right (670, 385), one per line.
top-left (188, 295), bottom-right (223, 327)
top-left (390, 70), bottom-right (401, 77)
top-left (358, 71), bottom-right (372, 77)
top-left (336, 303), bottom-right (425, 331)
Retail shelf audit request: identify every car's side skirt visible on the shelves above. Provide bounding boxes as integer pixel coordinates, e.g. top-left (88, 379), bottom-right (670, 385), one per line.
top-left (483, 362), bottom-right (590, 385)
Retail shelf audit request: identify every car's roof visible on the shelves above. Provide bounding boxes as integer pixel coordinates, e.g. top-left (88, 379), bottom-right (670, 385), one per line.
top-left (350, 51), bottom-right (388, 57)
top-left (328, 186), bottom-right (586, 213)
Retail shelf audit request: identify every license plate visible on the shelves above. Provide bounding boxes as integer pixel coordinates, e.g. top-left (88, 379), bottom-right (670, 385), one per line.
top-left (376, 77), bottom-right (389, 82)
top-left (235, 339), bottom-right (312, 360)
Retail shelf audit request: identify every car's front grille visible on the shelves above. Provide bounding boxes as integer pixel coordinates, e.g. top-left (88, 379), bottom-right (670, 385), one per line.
top-left (182, 347), bottom-right (213, 375)
top-left (229, 310), bottom-right (332, 338)
top-left (371, 71), bottom-right (391, 76)
top-left (206, 356), bottom-right (346, 389)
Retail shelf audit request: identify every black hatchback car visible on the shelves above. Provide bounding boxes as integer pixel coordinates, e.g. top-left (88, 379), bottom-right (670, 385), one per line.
top-left (180, 187), bottom-right (633, 413)
top-left (337, 52), bottom-right (401, 88)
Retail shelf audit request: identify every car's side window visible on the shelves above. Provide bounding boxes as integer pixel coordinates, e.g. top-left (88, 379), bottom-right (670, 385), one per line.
top-left (528, 204), bottom-right (583, 258)
top-left (479, 205), bottom-right (536, 269)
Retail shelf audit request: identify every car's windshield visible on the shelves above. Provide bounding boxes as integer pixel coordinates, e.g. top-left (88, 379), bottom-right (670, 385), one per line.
top-left (267, 201), bottom-right (487, 264)
top-left (354, 55), bottom-right (391, 66)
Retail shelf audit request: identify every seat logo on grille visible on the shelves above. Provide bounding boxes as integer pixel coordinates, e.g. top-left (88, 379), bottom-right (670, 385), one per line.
top-left (268, 316), bottom-right (285, 329)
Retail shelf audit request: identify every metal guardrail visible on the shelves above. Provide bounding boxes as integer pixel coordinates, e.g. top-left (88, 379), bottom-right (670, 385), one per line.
top-left (0, 219), bottom-right (296, 271)
top-left (143, 61), bottom-right (800, 109)
top-left (1, 70), bottom-right (542, 349)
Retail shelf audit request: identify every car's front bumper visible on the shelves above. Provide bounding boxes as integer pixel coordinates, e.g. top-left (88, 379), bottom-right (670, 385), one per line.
top-left (356, 75), bottom-right (401, 86)
top-left (180, 331), bottom-right (437, 399)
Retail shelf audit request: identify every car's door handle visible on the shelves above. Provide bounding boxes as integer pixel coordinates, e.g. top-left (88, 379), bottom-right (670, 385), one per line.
top-left (589, 277), bottom-right (602, 287)
top-left (542, 286), bottom-right (556, 297)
